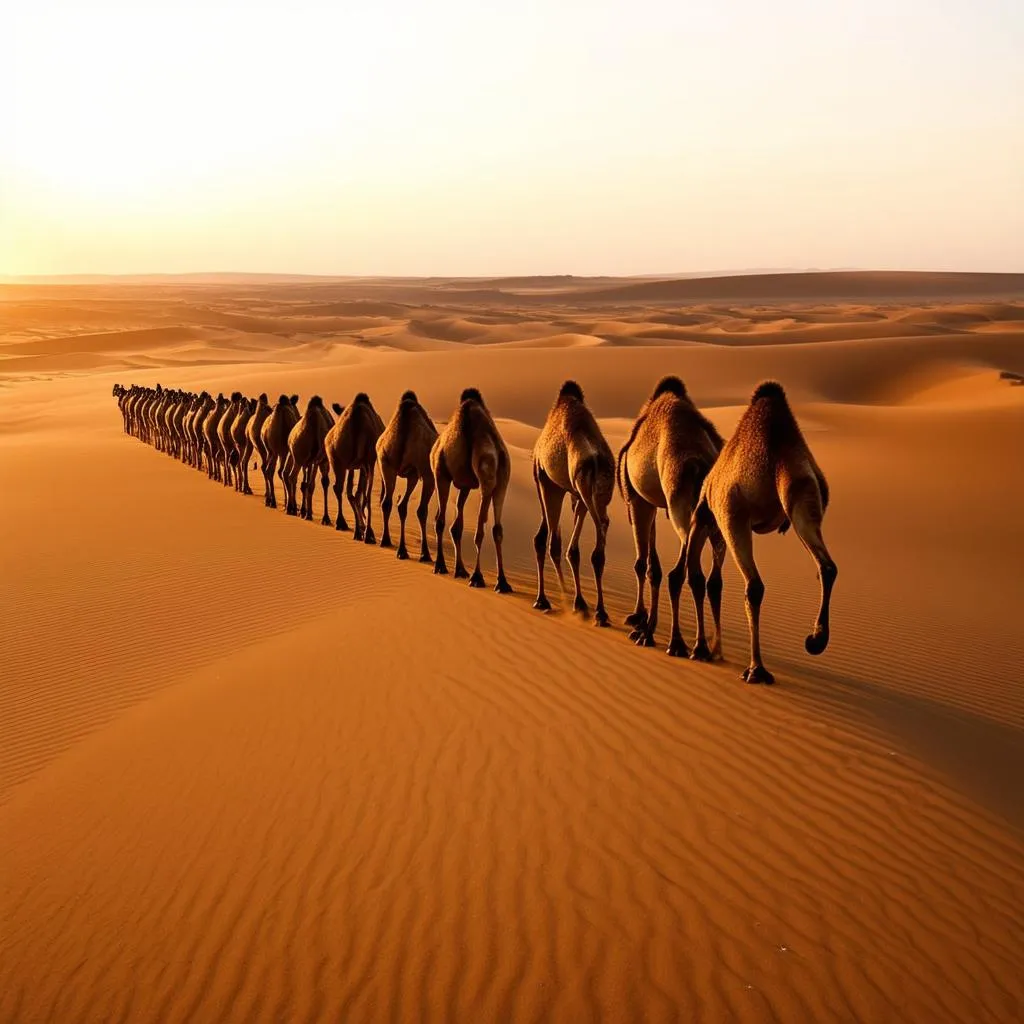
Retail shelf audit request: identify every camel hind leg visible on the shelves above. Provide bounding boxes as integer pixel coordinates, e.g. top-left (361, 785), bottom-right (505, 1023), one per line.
top-left (433, 466), bottom-right (452, 575)
top-left (362, 463), bottom-right (377, 545)
top-left (719, 506), bottom-right (773, 684)
top-left (577, 485), bottom-right (611, 628)
top-left (451, 487), bottom-right (471, 578)
top-left (624, 500), bottom-right (657, 633)
top-left (685, 498), bottom-right (726, 662)
top-left (415, 471), bottom-right (435, 564)
top-left (379, 462), bottom-right (398, 550)
top-left (785, 479), bottom-right (838, 655)
top-left (319, 463), bottom-right (332, 526)
top-left (565, 499), bottom-right (589, 615)
top-left (490, 471), bottom-right (512, 594)
top-left (469, 487), bottom-right (493, 589)
top-left (532, 466), bottom-right (566, 612)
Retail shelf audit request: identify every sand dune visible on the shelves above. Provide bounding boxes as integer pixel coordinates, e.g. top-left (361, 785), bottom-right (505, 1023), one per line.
top-left (2, 277), bottom-right (1023, 1023)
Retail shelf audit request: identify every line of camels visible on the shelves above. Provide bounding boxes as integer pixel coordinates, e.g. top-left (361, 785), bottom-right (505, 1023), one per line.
top-left (112, 377), bottom-right (837, 684)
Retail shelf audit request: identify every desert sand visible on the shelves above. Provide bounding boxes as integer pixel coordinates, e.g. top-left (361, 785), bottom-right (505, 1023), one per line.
top-left (2, 271), bottom-right (1023, 1022)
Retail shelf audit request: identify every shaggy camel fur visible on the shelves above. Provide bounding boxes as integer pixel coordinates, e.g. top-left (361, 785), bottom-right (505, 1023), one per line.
top-left (532, 380), bottom-right (614, 624)
top-left (245, 394), bottom-right (273, 501)
top-left (260, 394), bottom-right (300, 510)
top-left (617, 376), bottom-right (725, 657)
top-left (686, 381), bottom-right (837, 684)
top-left (286, 396), bottom-right (336, 522)
top-left (430, 387), bottom-right (512, 592)
top-left (376, 390), bottom-right (438, 562)
top-left (324, 394), bottom-right (384, 541)
top-left (230, 397), bottom-right (256, 494)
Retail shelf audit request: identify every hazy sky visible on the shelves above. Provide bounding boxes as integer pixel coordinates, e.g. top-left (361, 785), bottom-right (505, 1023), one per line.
top-left (3, 0), bottom-right (1022, 276)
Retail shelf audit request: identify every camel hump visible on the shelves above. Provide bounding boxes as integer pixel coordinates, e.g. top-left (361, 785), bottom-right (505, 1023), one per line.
top-left (558, 379), bottom-right (584, 402)
top-left (332, 402), bottom-right (344, 415)
top-left (460, 386), bottom-right (484, 405)
top-left (277, 394), bottom-right (290, 405)
top-left (751, 380), bottom-right (786, 402)
top-left (259, 392), bottom-right (268, 403)
top-left (400, 389), bottom-right (418, 403)
top-left (651, 375), bottom-right (686, 400)
top-left (353, 392), bottom-right (370, 405)
top-left (308, 395), bottom-right (323, 409)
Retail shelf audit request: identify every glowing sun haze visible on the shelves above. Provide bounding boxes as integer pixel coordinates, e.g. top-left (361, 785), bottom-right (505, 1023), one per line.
top-left (3, 0), bottom-right (1022, 277)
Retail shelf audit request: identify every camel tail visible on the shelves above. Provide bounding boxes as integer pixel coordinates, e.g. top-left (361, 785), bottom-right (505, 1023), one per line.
top-left (615, 443), bottom-right (634, 525)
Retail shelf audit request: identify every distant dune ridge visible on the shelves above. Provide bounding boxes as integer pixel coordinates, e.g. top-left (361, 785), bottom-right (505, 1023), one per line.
top-left (2, 272), bottom-right (1024, 1023)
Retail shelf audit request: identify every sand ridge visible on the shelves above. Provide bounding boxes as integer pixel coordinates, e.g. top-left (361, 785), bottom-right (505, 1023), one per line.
top-left (2, 274), bottom-right (1024, 1023)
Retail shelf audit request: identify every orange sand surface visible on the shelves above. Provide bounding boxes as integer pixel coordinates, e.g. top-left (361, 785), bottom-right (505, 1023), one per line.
top-left (2, 272), bottom-right (1023, 1022)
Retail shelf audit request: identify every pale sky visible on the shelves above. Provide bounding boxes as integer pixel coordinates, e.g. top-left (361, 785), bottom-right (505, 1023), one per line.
top-left (2, 0), bottom-right (1022, 277)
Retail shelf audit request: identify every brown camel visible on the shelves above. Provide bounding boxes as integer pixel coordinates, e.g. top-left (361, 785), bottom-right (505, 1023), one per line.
top-left (217, 391), bottom-right (243, 488)
top-left (617, 376), bottom-right (725, 657)
top-left (245, 394), bottom-right (273, 502)
top-left (230, 396), bottom-right (256, 494)
top-left (260, 394), bottom-right (300, 510)
top-left (532, 380), bottom-right (614, 624)
top-left (286, 396), bottom-right (336, 523)
top-left (430, 387), bottom-right (512, 592)
top-left (376, 390), bottom-right (438, 562)
top-left (203, 393), bottom-right (230, 481)
top-left (685, 381), bottom-right (837, 684)
top-left (324, 394), bottom-right (384, 542)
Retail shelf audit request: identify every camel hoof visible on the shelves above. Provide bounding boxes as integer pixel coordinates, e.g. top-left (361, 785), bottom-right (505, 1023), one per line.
top-left (805, 630), bottom-right (829, 656)
top-left (419, 552), bottom-right (433, 565)
top-left (364, 529), bottom-right (376, 545)
top-left (335, 520), bottom-right (349, 532)
top-left (495, 577), bottom-right (513, 595)
top-left (286, 508), bottom-right (297, 517)
top-left (690, 641), bottom-right (713, 662)
top-left (666, 638), bottom-right (690, 658)
top-left (379, 537), bottom-right (394, 549)
top-left (434, 563), bottom-right (449, 576)
top-left (453, 566), bottom-right (470, 580)
top-left (469, 571), bottom-right (486, 588)
top-left (573, 597), bottom-right (590, 617)
top-left (533, 595), bottom-right (552, 612)
top-left (742, 666), bottom-right (776, 685)
top-left (243, 487), bottom-right (253, 495)
top-left (321, 516), bottom-right (332, 527)
top-left (624, 611), bottom-right (647, 628)
top-left (396, 546), bottom-right (410, 561)
top-left (594, 609), bottom-right (610, 628)
top-left (631, 630), bottom-right (655, 648)
top-left (353, 528), bottom-right (364, 542)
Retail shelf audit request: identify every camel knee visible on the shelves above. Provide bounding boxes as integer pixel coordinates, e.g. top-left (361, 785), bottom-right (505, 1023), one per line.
top-left (633, 556), bottom-right (647, 580)
top-left (707, 570), bottom-right (723, 605)
top-left (820, 560), bottom-right (838, 586)
top-left (533, 521), bottom-right (548, 558)
top-left (591, 547), bottom-right (605, 576)
top-left (648, 558), bottom-right (663, 587)
top-left (492, 522), bottom-right (503, 546)
top-left (567, 543), bottom-right (581, 573)
top-left (745, 576), bottom-right (765, 608)
top-left (382, 495), bottom-right (393, 518)
top-left (549, 533), bottom-right (562, 563)
top-left (669, 562), bottom-right (689, 598)
top-left (451, 520), bottom-right (463, 543)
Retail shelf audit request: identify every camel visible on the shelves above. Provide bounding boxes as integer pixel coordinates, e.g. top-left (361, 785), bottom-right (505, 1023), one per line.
top-left (685, 381), bottom-right (837, 684)
top-left (285, 396), bottom-right (336, 522)
top-left (376, 390), bottom-right (438, 562)
top-left (532, 381), bottom-right (614, 624)
top-left (217, 392), bottom-right (243, 488)
top-left (324, 393), bottom-right (384, 541)
top-left (245, 394), bottom-right (273, 502)
top-left (188, 392), bottom-right (213, 471)
top-left (230, 396), bottom-right (256, 494)
top-left (430, 387), bottom-right (512, 593)
top-left (617, 376), bottom-right (725, 658)
top-left (203, 393), bottom-right (230, 481)
top-left (260, 394), bottom-right (300, 510)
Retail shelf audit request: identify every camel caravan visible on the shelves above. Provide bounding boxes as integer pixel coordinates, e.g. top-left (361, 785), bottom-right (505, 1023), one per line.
top-left (112, 377), bottom-right (837, 684)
